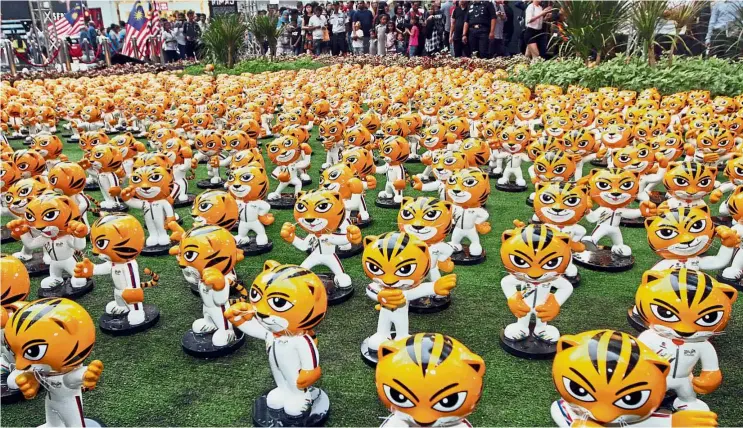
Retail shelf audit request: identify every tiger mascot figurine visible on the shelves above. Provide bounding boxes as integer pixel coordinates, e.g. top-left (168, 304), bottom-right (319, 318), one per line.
top-left (10, 149), bottom-right (46, 179)
top-left (111, 165), bottom-right (175, 253)
top-left (562, 128), bottom-right (607, 180)
top-left (280, 189), bottom-right (361, 300)
top-left (495, 125), bottom-right (531, 190)
top-left (79, 144), bottom-right (126, 211)
top-left (655, 161), bottom-right (716, 210)
top-left (708, 154), bottom-right (743, 219)
top-left (527, 150), bottom-right (579, 205)
top-left (342, 146), bottom-right (378, 192)
top-left (375, 136), bottom-right (410, 206)
top-left (266, 136), bottom-right (312, 204)
top-left (110, 132), bottom-right (146, 179)
top-left (693, 128), bottom-right (735, 167)
top-left (446, 168), bottom-right (491, 261)
top-left (361, 232), bottom-right (457, 365)
top-left (551, 329), bottom-right (718, 427)
top-left (169, 225), bottom-right (246, 354)
top-left (223, 261), bottom-right (330, 424)
top-left (48, 162), bottom-right (93, 228)
top-left (161, 137), bottom-right (195, 206)
top-left (73, 213), bottom-right (160, 332)
top-left (6, 191), bottom-right (90, 296)
top-left (500, 223), bottom-right (575, 351)
top-left (413, 149), bottom-right (469, 200)
top-left (193, 130), bottom-right (225, 188)
top-left (719, 186), bottom-right (743, 284)
top-left (3, 176), bottom-right (50, 266)
top-left (319, 162), bottom-right (373, 234)
top-left (0, 255), bottom-right (30, 403)
top-left (226, 164), bottom-right (275, 253)
top-left (635, 269), bottom-right (737, 412)
top-left (580, 168), bottom-right (642, 257)
top-left (637, 133), bottom-right (693, 202)
top-left (4, 298), bottom-right (104, 427)
top-left (209, 130), bottom-right (256, 172)
top-left (190, 190), bottom-right (239, 229)
top-left (375, 333), bottom-right (485, 427)
top-left (417, 124), bottom-right (456, 181)
top-left (29, 134), bottom-right (67, 173)
top-left (318, 117), bottom-right (346, 169)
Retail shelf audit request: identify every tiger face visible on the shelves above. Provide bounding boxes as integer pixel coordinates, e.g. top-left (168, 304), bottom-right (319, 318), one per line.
top-left (308, 99), bottom-right (331, 122)
top-left (553, 329), bottom-right (670, 425)
top-left (130, 165), bottom-right (173, 202)
top-left (569, 104), bottom-right (595, 127)
top-left (725, 185), bottom-right (743, 222)
top-left (712, 96), bottom-right (736, 114)
top-left (30, 134), bottom-right (64, 161)
top-left (5, 298), bottom-right (96, 373)
top-left (562, 129), bottom-right (599, 156)
top-left (499, 125), bottom-right (531, 154)
top-left (534, 182), bottom-right (591, 226)
top-left (533, 151), bottom-right (577, 183)
top-left (280, 124), bottom-right (310, 145)
top-left (80, 105), bottom-right (102, 122)
top-left (516, 100), bottom-right (540, 121)
top-left (444, 117), bottom-right (470, 140)
top-left (420, 97), bottom-right (443, 116)
top-left (247, 260), bottom-right (327, 335)
top-left (645, 206), bottom-right (714, 259)
top-left (595, 112), bottom-right (623, 130)
top-left (635, 268), bottom-right (737, 342)
top-left (662, 161), bottom-right (715, 201)
top-left (11, 149), bottom-right (46, 178)
top-left (723, 154), bottom-right (743, 186)
top-left (376, 333), bottom-right (485, 427)
top-left (343, 125), bottom-right (374, 148)
top-left (190, 112), bottom-right (214, 130)
top-left (226, 164), bottom-right (268, 202)
top-left (319, 163), bottom-right (362, 200)
top-left (0, 160), bottom-right (20, 192)
top-left (223, 130), bottom-right (256, 152)
top-left (398, 197), bottom-right (453, 245)
top-left (48, 162), bottom-right (86, 196)
top-left (380, 136), bottom-right (410, 166)
top-left (586, 168), bottom-right (638, 209)
top-left (445, 168), bottom-right (490, 209)
top-left (342, 146), bottom-right (376, 177)
top-left (1, 254), bottom-right (30, 308)
top-left (170, 225), bottom-right (243, 283)
top-left (651, 132), bottom-right (685, 162)
top-left (4, 176), bottom-right (50, 217)
top-left (79, 131), bottom-right (109, 153)
top-left (319, 118), bottom-right (345, 144)
top-left (193, 131), bottom-right (223, 157)
top-left (461, 138), bottom-right (491, 167)
top-left (267, 136), bottom-right (303, 166)
top-left (543, 113), bottom-right (572, 138)
top-left (133, 152), bottom-right (173, 170)
top-left (611, 143), bottom-right (656, 175)
top-left (88, 144), bottom-right (123, 173)
top-left (362, 232), bottom-right (430, 289)
top-left (428, 150), bottom-right (467, 182)
top-left (526, 135), bottom-right (563, 162)
top-left (501, 223), bottom-right (572, 283)
top-left (191, 190), bottom-right (239, 229)
top-left (697, 128), bottom-right (733, 156)
top-left (23, 192), bottom-right (82, 238)
top-left (91, 213), bottom-right (145, 262)
top-left (293, 189), bottom-right (346, 234)
top-left (600, 124), bottom-right (632, 149)
top-left (420, 124), bottom-right (453, 152)
top-left (632, 120), bottom-right (664, 144)
top-left (624, 106), bottom-right (647, 126)
top-left (161, 137), bottom-right (193, 166)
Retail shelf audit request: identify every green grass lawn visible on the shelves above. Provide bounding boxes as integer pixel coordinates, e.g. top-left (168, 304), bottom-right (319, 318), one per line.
top-left (2, 126), bottom-right (743, 427)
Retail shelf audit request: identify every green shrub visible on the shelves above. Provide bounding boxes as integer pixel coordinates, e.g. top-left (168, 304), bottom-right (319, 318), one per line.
top-left (184, 56), bottom-right (323, 75)
top-left (199, 14), bottom-right (249, 68)
top-left (510, 55), bottom-right (743, 96)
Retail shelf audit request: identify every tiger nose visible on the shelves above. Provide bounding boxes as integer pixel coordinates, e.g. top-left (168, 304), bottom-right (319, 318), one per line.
top-left (141, 186), bottom-right (151, 191)
top-left (611, 192), bottom-right (622, 197)
top-left (552, 208), bottom-right (564, 213)
top-left (411, 225), bottom-right (425, 231)
top-left (304, 218), bottom-right (317, 224)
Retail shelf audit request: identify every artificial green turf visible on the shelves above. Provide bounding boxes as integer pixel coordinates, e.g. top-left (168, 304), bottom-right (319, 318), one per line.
top-left (2, 125), bottom-right (743, 427)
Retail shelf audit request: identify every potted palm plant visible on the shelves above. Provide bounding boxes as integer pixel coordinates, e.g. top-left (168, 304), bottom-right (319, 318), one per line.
top-left (199, 13), bottom-right (248, 69)
top-left (247, 14), bottom-right (285, 58)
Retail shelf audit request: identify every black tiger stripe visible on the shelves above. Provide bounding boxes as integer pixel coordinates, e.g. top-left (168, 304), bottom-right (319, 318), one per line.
top-left (63, 342), bottom-right (79, 364)
top-left (63, 343), bottom-right (93, 367)
top-left (587, 331), bottom-right (604, 373)
top-left (418, 333), bottom-right (436, 377)
top-left (605, 332), bottom-right (624, 383)
top-left (70, 177), bottom-right (86, 191)
top-left (624, 336), bottom-right (640, 379)
top-left (669, 270), bottom-right (683, 300)
top-left (684, 270), bottom-right (700, 308)
top-left (16, 298), bottom-right (63, 334)
top-left (405, 335), bottom-right (419, 366)
top-left (298, 313), bottom-right (324, 329)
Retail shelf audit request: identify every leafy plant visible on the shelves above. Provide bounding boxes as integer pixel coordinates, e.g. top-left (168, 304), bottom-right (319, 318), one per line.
top-left (663, 0), bottom-right (707, 64)
top-left (629, 0), bottom-right (669, 66)
top-left (554, 0), bottom-right (630, 64)
top-left (199, 13), bottom-right (248, 69)
top-left (247, 14), bottom-right (285, 57)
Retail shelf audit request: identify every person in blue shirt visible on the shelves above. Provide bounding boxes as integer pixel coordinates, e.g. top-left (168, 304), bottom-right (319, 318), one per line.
top-left (706, 0), bottom-right (742, 58)
top-left (352, 0), bottom-right (374, 53)
top-left (87, 21), bottom-right (98, 52)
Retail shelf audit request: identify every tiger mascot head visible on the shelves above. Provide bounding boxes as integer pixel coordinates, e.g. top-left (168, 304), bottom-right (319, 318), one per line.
top-left (725, 185), bottom-right (743, 223)
top-left (465, 101), bottom-right (487, 121)
top-left (382, 118), bottom-right (410, 138)
top-left (342, 146), bottom-right (376, 177)
top-left (308, 99), bottom-right (331, 123)
top-left (534, 182), bottom-right (591, 227)
top-left (343, 125), bottom-right (374, 149)
top-left (230, 148), bottom-right (265, 170)
top-left (635, 268), bottom-right (737, 342)
top-left (516, 100), bottom-right (540, 121)
top-left (5, 298), bottom-right (96, 373)
top-left (190, 112), bottom-right (214, 130)
top-left (611, 143), bottom-right (657, 176)
top-left (1, 254), bottom-right (30, 310)
top-left (632, 119), bottom-right (665, 144)
top-left (461, 138), bottom-right (491, 168)
top-left (244, 260), bottom-right (327, 335)
top-left (109, 133), bottom-right (143, 161)
top-left (10, 149), bottom-right (46, 179)
top-left (595, 112), bottom-right (623, 130)
top-left (223, 130), bottom-right (257, 153)
top-left (501, 223), bottom-right (572, 283)
top-left (149, 127), bottom-right (180, 150)
top-left (499, 125), bottom-right (531, 154)
top-left (562, 128), bottom-right (599, 157)
top-left (420, 124), bottom-right (455, 152)
top-left (88, 144), bottom-right (123, 173)
top-left (236, 118), bottom-right (262, 140)
top-left (226, 164), bottom-right (269, 203)
top-left (319, 117), bottom-right (346, 144)
top-left (585, 168), bottom-right (639, 209)
top-left (553, 329), bottom-right (671, 425)
top-left (362, 232), bottom-right (431, 290)
top-left (650, 132), bottom-right (686, 162)
top-left (169, 225), bottom-right (244, 284)
top-left (533, 151), bottom-right (578, 183)
top-left (133, 152), bottom-right (173, 171)
top-left (445, 168), bottom-right (490, 209)
top-left (207, 101), bottom-right (227, 118)
top-left (0, 159), bottom-right (20, 192)
top-left (319, 163), bottom-right (364, 200)
top-left (191, 190), bottom-right (239, 229)
top-left (376, 333), bottom-right (485, 427)
top-left (266, 136), bottom-right (307, 167)
top-left (387, 102), bottom-right (410, 119)
top-left (569, 103), bottom-right (596, 127)
top-left (293, 189), bottom-right (346, 235)
top-left (4, 176), bottom-right (50, 218)
top-left (91, 213), bottom-right (145, 262)
top-left (161, 137), bottom-right (193, 166)
top-left (526, 135), bottom-right (565, 163)
top-left (193, 130), bottom-right (223, 157)
top-left (80, 105), bottom-right (102, 123)
top-left (130, 165), bottom-right (173, 202)
top-left (380, 136), bottom-right (411, 166)
top-left (420, 97), bottom-right (444, 117)
top-left (30, 134), bottom-right (64, 162)
top-left (48, 162), bottom-right (86, 196)
top-left (398, 197), bottom-right (453, 246)
top-left (543, 113), bottom-right (573, 138)
top-left (662, 161), bottom-right (715, 202)
top-left (444, 117), bottom-right (470, 140)
top-left (280, 124), bottom-right (310, 145)
top-left (429, 150), bottom-right (468, 182)
top-left (644, 206), bottom-right (714, 260)
top-left (358, 111), bottom-right (381, 136)
top-left (23, 191), bottom-right (84, 238)
top-left (600, 124), bottom-right (632, 150)
top-left (696, 128), bottom-right (734, 157)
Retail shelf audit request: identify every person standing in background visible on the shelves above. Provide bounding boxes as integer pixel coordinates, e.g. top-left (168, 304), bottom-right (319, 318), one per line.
top-left (183, 10), bottom-right (201, 60)
top-left (441, 0), bottom-right (453, 50)
top-left (289, 16), bottom-right (303, 56)
top-left (329, 1), bottom-right (348, 55)
top-left (307, 5), bottom-right (328, 56)
top-left (706, 0), bottom-right (742, 58)
top-left (352, 1), bottom-right (374, 53)
top-left (490, 0), bottom-right (508, 57)
top-left (174, 13), bottom-right (187, 60)
top-left (161, 21), bottom-right (179, 63)
top-left (385, 20), bottom-right (397, 54)
top-left (424, 1), bottom-right (445, 55)
top-left (462, 0), bottom-right (496, 58)
top-left (351, 21), bottom-right (364, 54)
top-left (524, 0), bottom-right (553, 59)
top-left (450, 0), bottom-right (470, 57)
top-left (346, 1), bottom-right (356, 54)
top-left (376, 14), bottom-right (388, 55)
top-left (406, 15), bottom-right (421, 56)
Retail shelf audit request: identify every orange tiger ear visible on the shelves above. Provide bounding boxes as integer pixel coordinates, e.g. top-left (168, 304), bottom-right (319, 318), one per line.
top-left (263, 260), bottom-right (280, 271)
top-left (556, 333), bottom-right (581, 353)
top-left (378, 340), bottom-right (401, 359)
top-left (501, 229), bottom-right (515, 242)
top-left (719, 283), bottom-right (738, 304)
top-left (363, 235), bottom-right (377, 248)
top-left (642, 270), bottom-right (665, 286)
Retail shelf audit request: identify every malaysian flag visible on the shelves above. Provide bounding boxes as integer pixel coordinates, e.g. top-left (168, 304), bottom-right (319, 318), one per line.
top-left (121, 1), bottom-right (156, 58)
top-left (47, 5), bottom-right (84, 39)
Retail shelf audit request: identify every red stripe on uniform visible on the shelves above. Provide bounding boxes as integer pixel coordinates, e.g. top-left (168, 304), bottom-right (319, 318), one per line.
top-left (303, 335), bottom-right (318, 368)
top-left (76, 396), bottom-right (86, 427)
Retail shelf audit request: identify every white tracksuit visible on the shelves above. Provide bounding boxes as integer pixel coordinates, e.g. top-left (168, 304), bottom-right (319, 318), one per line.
top-left (98, 171), bottom-right (122, 210)
top-left (651, 244), bottom-right (734, 271)
top-left (291, 233), bottom-right (352, 288)
top-left (122, 198), bottom-right (174, 247)
top-left (428, 242), bottom-right (454, 282)
top-left (269, 158), bottom-right (310, 199)
top-left (496, 152), bottom-right (528, 187)
top-left (419, 179), bottom-right (447, 200)
top-left (71, 193), bottom-right (91, 228)
top-left (375, 163), bottom-right (405, 203)
top-left (551, 398), bottom-right (673, 427)
top-left (450, 206), bottom-right (489, 256)
top-left (89, 259), bottom-right (146, 326)
top-left (237, 200), bottom-right (271, 246)
top-left (583, 206), bottom-right (642, 256)
top-left (721, 223), bottom-right (743, 281)
top-left (171, 163), bottom-right (191, 203)
top-left (24, 233), bottom-right (86, 290)
top-left (500, 275), bottom-right (573, 343)
top-left (194, 274), bottom-right (236, 347)
top-left (194, 151), bottom-right (223, 184)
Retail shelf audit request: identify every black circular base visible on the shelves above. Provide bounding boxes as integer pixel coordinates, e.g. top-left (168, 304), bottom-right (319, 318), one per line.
top-left (566, 272), bottom-right (581, 288)
top-left (336, 243), bottom-right (363, 259)
top-left (348, 212), bottom-right (372, 229)
top-left (84, 182), bottom-right (100, 191)
top-left (1, 383), bottom-right (22, 404)
top-left (360, 337), bottom-right (379, 367)
top-left (1, 226), bottom-right (13, 244)
top-left (316, 273), bottom-right (354, 305)
top-left (499, 329), bottom-right (556, 360)
top-left (61, 132), bottom-right (73, 139)
top-left (648, 191), bottom-right (667, 205)
top-left (252, 389), bottom-right (330, 428)
top-left (99, 304), bottom-right (160, 336)
top-left (6, 134), bottom-right (27, 141)
top-left (409, 295), bottom-right (451, 314)
top-left (451, 245), bottom-right (486, 265)
top-left (627, 306), bottom-right (649, 332)
top-left (573, 246), bottom-right (635, 272)
top-left (38, 278), bottom-right (94, 299)
top-left (525, 196), bottom-right (534, 207)
top-left (590, 158), bottom-right (608, 167)
top-left (97, 203), bottom-right (128, 215)
top-left (487, 167), bottom-right (503, 180)
top-left (173, 194), bottom-right (197, 209)
top-left (620, 216), bottom-right (645, 228)
top-left (238, 239), bottom-right (274, 256)
top-left (181, 329), bottom-right (245, 359)
top-left (712, 215), bottom-right (733, 227)
top-left (67, 136), bottom-right (80, 144)
top-left (716, 272), bottom-right (743, 291)
top-left (23, 252), bottom-right (49, 277)
top-left (418, 175), bottom-right (436, 184)
top-left (301, 177), bottom-right (313, 187)
top-left (140, 243), bottom-right (175, 257)
top-left (405, 157), bottom-right (421, 164)
top-left (268, 194), bottom-right (297, 210)
top-left (197, 180), bottom-right (225, 190)
top-left (496, 182), bottom-right (528, 192)
top-left (375, 195), bottom-right (401, 209)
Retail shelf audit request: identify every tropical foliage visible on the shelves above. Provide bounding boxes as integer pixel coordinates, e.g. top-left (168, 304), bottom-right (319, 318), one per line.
top-left (246, 14), bottom-right (285, 57)
top-left (199, 13), bottom-right (249, 69)
top-left (553, 0), bottom-right (630, 64)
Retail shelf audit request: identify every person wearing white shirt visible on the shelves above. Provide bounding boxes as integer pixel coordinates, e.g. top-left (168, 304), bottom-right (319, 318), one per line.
top-left (328, 2), bottom-right (348, 55)
top-left (524, 0), bottom-right (553, 59)
top-left (306, 6), bottom-right (328, 55)
top-left (161, 21), bottom-right (179, 63)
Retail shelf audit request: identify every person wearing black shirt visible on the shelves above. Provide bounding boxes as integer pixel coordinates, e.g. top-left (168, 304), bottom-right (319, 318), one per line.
top-left (450, 1), bottom-right (470, 57)
top-left (183, 10), bottom-right (201, 60)
top-left (462, 0), bottom-right (496, 58)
